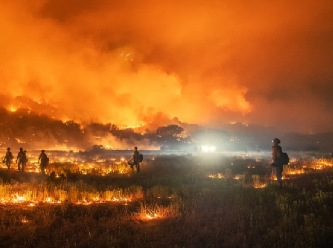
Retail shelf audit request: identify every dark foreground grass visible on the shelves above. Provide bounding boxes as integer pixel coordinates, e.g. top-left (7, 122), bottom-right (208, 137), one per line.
top-left (0, 154), bottom-right (333, 248)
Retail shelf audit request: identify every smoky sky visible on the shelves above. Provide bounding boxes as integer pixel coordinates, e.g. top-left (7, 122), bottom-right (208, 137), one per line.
top-left (1, 0), bottom-right (333, 133)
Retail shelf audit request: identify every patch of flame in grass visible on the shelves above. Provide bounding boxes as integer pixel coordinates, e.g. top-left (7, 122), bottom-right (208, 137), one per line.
top-left (21, 217), bottom-right (29, 223)
top-left (208, 173), bottom-right (224, 179)
top-left (253, 183), bottom-right (267, 189)
top-left (0, 183), bottom-right (142, 206)
top-left (252, 175), bottom-right (267, 188)
top-left (145, 213), bottom-right (159, 220)
top-left (136, 202), bottom-right (180, 221)
top-left (15, 195), bottom-right (26, 202)
top-left (284, 168), bottom-right (305, 175)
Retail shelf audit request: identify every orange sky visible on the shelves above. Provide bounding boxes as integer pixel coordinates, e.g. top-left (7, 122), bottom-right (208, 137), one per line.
top-left (1, 0), bottom-right (333, 133)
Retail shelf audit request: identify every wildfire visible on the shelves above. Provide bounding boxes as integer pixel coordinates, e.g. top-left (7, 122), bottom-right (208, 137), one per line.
top-left (8, 105), bottom-right (17, 112)
top-left (0, 179), bottom-right (142, 206)
top-left (13, 195), bottom-right (26, 203)
top-left (145, 213), bottom-right (159, 220)
top-left (135, 201), bottom-right (180, 221)
top-left (21, 217), bottom-right (29, 223)
top-left (136, 208), bottom-right (163, 221)
top-left (253, 183), bottom-right (267, 189)
top-left (0, 192), bottom-right (134, 206)
top-left (284, 168), bottom-right (305, 175)
top-left (252, 175), bottom-right (267, 189)
top-left (283, 158), bottom-right (333, 175)
top-left (0, 152), bottom-right (136, 177)
top-left (2, 155), bottom-right (332, 208)
top-left (207, 158), bottom-right (333, 188)
top-left (317, 159), bottom-right (333, 167)
top-left (208, 173), bottom-right (224, 179)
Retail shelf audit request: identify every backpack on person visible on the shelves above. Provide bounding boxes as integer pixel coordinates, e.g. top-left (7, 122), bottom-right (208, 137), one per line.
top-left (281, 152), bottom-right (289, 165)
top-left (139, 153), bottom-right (143, 162)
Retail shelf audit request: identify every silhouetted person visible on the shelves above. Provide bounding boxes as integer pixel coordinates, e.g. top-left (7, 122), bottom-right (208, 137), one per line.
top-left (38, 150), bottom-right (49, 175)
top-left (4, 147), bottom-right (14, 170)
top-left (21, 150), bottom-right (28, 172)
top-left (16, 147), bottom-right (24, 171)
top-left (128, 146), bottom-right (141, 173)
top-left (271, 138), bottom-right (283, 188)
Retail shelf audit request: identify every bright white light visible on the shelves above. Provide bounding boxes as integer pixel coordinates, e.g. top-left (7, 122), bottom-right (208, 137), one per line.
top-left (201, 145), bottom-right (216, 152)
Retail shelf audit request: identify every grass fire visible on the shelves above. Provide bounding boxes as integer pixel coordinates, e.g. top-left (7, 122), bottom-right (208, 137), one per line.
top-left (1, 150), bottom-right (332, 247)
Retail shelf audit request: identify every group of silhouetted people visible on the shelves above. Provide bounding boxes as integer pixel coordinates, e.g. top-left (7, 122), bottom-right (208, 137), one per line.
top-left (3, 146), bottom-right (141, 175)
top-left (2, 147), bottom-right (49, 175)
top-left (2, 142), bottom-right (285, 182)
top-left (3, 147), bottom-right (27, 172)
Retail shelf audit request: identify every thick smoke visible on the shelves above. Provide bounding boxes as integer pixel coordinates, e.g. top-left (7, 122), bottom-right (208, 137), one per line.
top-left (1, 0), bottom-right (333, 133)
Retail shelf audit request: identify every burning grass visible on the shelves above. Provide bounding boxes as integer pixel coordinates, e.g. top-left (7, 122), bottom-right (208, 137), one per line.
top-left (0, 152), bottom-right (333, 247)
top-left (0, 181), bottom-right (143, 206)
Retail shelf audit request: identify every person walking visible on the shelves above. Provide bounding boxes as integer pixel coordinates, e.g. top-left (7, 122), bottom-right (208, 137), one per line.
top-left (16, 147), bottom-right (24, 171)
top-left (38, 150), bottom-right (49, 175)
top-left (4, 147), bottom-right (14, 170)
top-left (21, 150), bottom-right (28, 172)
top-left (128, 146), bottom-right (142, 173)
top-left (271, 138), bottom-right (283, 188)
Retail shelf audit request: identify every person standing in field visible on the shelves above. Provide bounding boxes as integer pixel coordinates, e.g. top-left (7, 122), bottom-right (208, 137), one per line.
top-left (271, 138), bottom-right (283, 188)
top-left (21, 150), bottom-right (28, 172)
top-left (4, 147), bottom-right (14, 170)
top-left (38, 150), bottom-right (49, 175)
top-left (16, 147), bottom-right (24, 171)
top-left (129, 146), bottom-right (141, 173)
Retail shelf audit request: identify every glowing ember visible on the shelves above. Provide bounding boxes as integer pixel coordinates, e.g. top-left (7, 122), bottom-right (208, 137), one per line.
top-left (145, 213), bottom-right (159, 220)
top-left (253, 183), bottom-right (267, 189)
top-left (8, 105), bottom-right (17, 112)
top-left (136, 211), bottom-right (162, 221)
top-left (14, 195), bottom-right (26, 203)
top-left (284, 168), bottom-right (305, 175)
top-left (208, 173), bottom-right (224, 179)
top-left (21, 217), bottom-right (29, 223)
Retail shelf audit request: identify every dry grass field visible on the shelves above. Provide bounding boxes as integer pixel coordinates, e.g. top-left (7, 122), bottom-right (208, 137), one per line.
top-left (0, 151), bottom-right (332, 247)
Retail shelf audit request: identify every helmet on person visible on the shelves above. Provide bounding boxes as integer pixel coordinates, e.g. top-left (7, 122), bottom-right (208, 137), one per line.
top-left (273, 138), bottom-right (280, 144)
